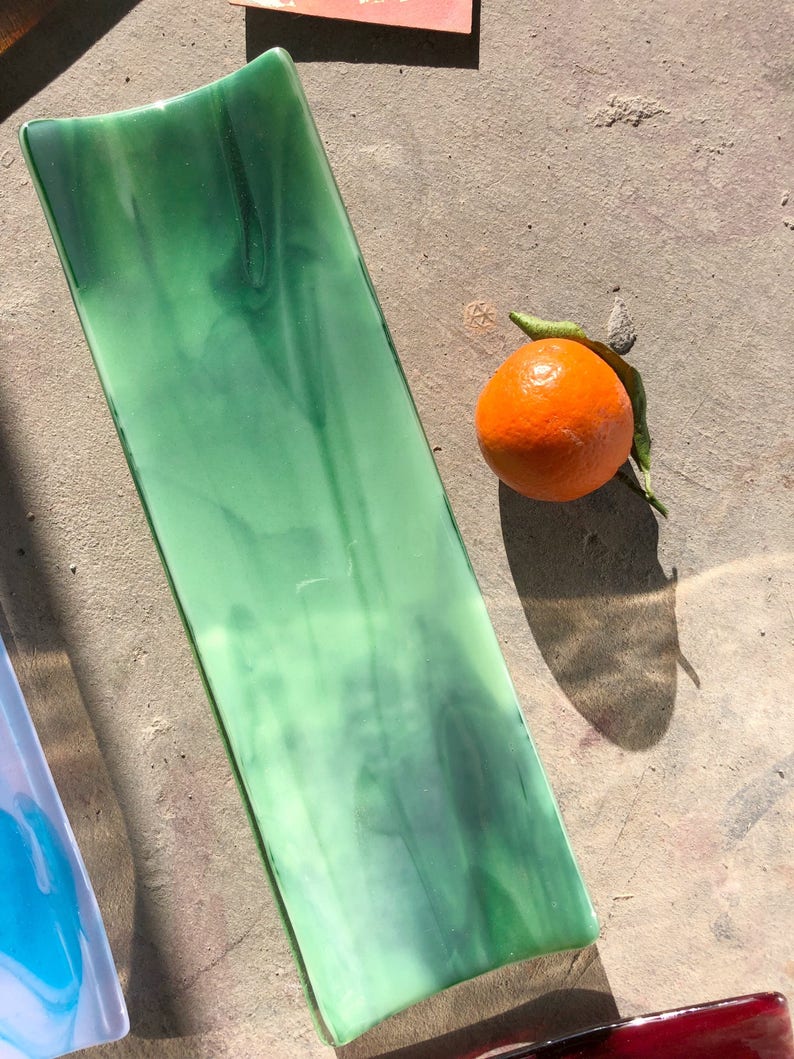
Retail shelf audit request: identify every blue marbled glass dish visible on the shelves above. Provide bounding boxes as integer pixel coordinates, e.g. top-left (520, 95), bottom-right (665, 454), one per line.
top-left (0, 634), bottom-right (128, 1058)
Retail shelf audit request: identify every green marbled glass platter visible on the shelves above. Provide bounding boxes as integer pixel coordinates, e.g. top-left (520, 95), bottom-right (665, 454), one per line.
top-left (20, 49), bottom-right (598, 1045)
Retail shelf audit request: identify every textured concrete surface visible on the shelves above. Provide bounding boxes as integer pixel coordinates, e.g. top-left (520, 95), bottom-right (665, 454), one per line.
top-left (1, 1), bottom-right (792, 1056)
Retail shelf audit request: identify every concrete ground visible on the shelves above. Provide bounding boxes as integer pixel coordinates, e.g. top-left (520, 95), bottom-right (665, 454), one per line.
top-left (1, 1), bottom-right (792, 1056)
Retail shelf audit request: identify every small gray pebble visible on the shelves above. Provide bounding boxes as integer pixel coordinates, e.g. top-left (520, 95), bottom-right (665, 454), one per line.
top-left (607, 295), bottom-right (637, 356)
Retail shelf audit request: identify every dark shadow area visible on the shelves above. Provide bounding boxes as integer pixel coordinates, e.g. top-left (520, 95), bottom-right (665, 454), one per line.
top-left (245, 0), bottom-right (480, 68)
top-left (125, 888), bottom-right (182, 1038)
top-left (0, 0), bottom-right (61, 56)
top-left (0, 0), bottom-right (141, 121)
top-left (0, 403), bottom-right (180, 1040)
top-left (337, 947), bottom-right (618, 1059)
top-left (500, 471), bottom-right (696, 751)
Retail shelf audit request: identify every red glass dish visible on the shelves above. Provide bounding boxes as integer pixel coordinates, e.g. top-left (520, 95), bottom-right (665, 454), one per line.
top-left (471, 993), bottom-right (794, 1059)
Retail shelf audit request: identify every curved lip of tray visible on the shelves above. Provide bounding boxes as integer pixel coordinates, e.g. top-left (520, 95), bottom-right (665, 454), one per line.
top-left (20, 46), bottom-right (293, 132)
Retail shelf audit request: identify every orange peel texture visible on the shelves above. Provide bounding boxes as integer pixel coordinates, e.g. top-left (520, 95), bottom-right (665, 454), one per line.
top-left (475, 338), bottom-right (634, 502)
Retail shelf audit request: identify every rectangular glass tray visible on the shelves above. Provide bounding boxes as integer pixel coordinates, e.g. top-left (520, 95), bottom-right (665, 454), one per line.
top-left (228, 0), bottom-right (474, 35)
top-left (0, 633), bottom-right (128, 1058)
top-left (20, 49), bottom-right (598, 1045)
top-left (472, 992), bottom-right (794, 1059)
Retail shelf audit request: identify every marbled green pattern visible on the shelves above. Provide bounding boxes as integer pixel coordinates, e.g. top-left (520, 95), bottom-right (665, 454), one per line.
top-left (21, 49), bottom-right (598, 1045)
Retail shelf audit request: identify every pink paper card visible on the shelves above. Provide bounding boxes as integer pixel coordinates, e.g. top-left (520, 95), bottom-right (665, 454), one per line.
top-left (230, 0), bottom-right (474, 35)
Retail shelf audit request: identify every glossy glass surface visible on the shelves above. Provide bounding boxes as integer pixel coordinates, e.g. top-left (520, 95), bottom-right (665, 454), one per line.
top-left (0, 635), bottom-right (128, 1059)
top-left (474, 993), bottom-right (794, 1059)
top-left (233, 0), bottom-right (473, 34)
top-left (20, 49), bottom-right (597, 1045)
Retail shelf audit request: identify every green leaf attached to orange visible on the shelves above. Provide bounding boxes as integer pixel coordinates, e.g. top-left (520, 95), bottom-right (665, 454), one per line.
top-left (508, 311), bottom-right (667, 517)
